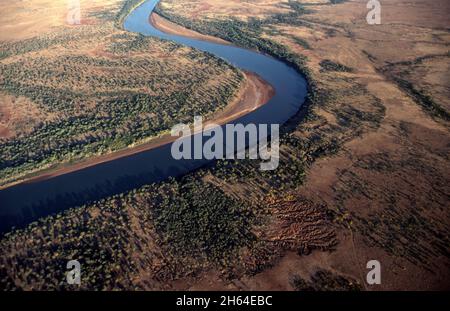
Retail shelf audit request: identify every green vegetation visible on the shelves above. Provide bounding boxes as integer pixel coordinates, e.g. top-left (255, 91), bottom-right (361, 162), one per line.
top-left (0, 172), bottom-right (257, 290)
top-left (0, 27), bottom-right (109, 61)
top-left (0, 3), bottom-right (244, 186)
top-left (392, 77), bottom-right (449, 121)
top-left (379, 53), bottom-right (450, 121)
top-left (151, 176), bottom-right (256, 265)
top-left (290, 36), bottom-right (311, 50)
top-left (329, 0), bottom-right (348, 4)
top-left (320, 59), bottom-right (353, 73)
top-left (115, 0), bottom-right (146, 28)
top-left (155, 0), bottom-right (311, 77)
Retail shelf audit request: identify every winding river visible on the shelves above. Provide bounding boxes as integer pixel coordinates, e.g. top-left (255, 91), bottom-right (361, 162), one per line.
top-left (0, 0), bottom-right (307, 233)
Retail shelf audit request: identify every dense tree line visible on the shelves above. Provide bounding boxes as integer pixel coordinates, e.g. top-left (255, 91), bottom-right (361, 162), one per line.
top-left (155, 0), bottom-right (312, 76)
top-left (0, 173), bottom-right (257, 290)
top-left (115, 0), bottom-right (147, 28)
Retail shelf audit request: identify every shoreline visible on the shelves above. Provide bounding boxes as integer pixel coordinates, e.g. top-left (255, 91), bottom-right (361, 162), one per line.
top-left (0, 14), bottom-right (275, 190)
top-left (150, 13), bottom-right (231, 46)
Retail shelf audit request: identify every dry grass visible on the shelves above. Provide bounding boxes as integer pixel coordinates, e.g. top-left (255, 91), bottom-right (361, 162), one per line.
top-left (159, 0), bottom-right (291, 21)
top-left (0, 0), bottom-right (122, 41)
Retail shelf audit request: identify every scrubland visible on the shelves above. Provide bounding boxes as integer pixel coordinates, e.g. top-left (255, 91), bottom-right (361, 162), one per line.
top-left (0, 0), bottom-right (243, 187)
top-left (1, 0), bottom-right (449, 290)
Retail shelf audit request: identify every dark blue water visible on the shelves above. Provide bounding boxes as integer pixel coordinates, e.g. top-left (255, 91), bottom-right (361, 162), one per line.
top-left (0, 0), bottom-right (307, 233)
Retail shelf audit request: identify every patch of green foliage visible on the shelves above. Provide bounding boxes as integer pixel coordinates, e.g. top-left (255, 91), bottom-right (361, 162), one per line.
top-left (319, 59), bottom-right (353, 73)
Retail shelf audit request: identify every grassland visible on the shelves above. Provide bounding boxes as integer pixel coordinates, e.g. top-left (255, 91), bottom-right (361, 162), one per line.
top-left (1, 0), bottom-right (449, 290)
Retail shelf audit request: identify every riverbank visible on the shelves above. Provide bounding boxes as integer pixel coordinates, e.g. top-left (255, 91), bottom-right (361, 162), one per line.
top-left (11, 71), bottom-right (272, 187)
top-left (150, 13), bottom-right (230, 46)
top-left (0, 0), bottom-right (308, 235)
top-left (0, 5), bottom-right (276, 190)
top-left (1, 73), bottom-right (273, 189)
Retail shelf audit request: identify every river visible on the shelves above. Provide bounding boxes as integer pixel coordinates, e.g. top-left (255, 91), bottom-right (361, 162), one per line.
top-left (0, 0), bottom-right (307, 233)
